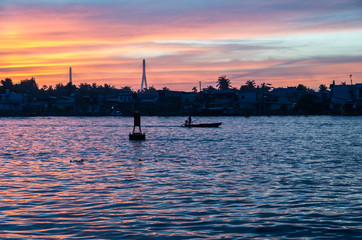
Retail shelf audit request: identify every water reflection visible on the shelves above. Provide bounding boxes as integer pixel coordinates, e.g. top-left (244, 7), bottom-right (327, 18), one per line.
top-left (0, 116), bottom-right (361, 239)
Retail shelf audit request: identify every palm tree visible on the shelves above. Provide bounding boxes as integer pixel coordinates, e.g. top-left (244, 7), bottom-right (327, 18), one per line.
top-left (203, 85), bottom-right (216, 92)
top-left (246, 80), bottom-right (256, 90)
top-left (192, 86), bottom-right (197, 92)
top-left (261, 82), bottom-right (272, 91)
top-left (216, 75), bottom-right (231, 90)
top-left (240, 80), bottom-right (256, 92)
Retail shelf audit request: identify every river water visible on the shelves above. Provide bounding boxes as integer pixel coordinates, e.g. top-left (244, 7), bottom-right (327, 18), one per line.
top-left (0, 116), bottom-right (361, 239)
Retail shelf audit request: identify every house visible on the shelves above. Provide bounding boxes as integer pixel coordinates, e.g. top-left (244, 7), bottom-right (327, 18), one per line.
top-left (330, 82), bottom-right (362, 114)
top-left (52, 96), bottom-right (76, 113)
top-left (212, 90), bottom-right (238, 107)
top-left (201, 90), bottom-right (238, 115)
top-left (103, 92), bottom-right (135, 115)
top-left (0, 90), bottom-right (27, 112)
top-left (136, 90), bottom-right (159, 115)
top-left (156, 90), bottom-right (183, 115)
top-left (269, 87), bottom-right (301, 111)
top-left (118, 92), bottom-right (135, 103)
top-left (181, 92), bottom-right (200, 114)
top-left (30, 96), bottom-right (53, 114)
top-left (238, 91), bottom-right (258, 115)
top-left (352, 83), bottom-right (362, 101)
top-left (138, 90), bottom-right (158, 104)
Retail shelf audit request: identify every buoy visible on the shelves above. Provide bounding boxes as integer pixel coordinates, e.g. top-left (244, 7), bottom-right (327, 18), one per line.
top-left (129, 112), bottom-right (145, 140)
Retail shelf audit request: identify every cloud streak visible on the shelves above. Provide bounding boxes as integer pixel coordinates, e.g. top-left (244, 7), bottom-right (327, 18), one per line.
top-left (1, 0), bottom-right (361, 90)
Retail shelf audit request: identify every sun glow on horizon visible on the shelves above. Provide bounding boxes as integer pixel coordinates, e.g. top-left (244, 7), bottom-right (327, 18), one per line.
top-left (1, 0), bottom-right (361, 90)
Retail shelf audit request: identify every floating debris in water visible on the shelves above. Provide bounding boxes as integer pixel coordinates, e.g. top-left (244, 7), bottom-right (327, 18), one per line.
top-left (70, 159), bottom-right (84, 163)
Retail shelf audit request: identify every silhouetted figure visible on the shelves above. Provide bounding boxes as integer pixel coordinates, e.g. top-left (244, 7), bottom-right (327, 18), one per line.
top-left (184, 116), bottom-right (192, 126)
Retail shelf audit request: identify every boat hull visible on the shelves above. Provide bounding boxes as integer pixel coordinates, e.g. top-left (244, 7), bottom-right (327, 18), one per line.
top-left (183, 122), bottom-right (222, 128)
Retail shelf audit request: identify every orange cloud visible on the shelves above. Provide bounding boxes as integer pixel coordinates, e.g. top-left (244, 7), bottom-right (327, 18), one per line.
top-left (1, 1), bottom-right (361, 91)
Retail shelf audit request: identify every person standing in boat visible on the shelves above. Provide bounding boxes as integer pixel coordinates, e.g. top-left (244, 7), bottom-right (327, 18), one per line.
top-left (184, 116), bottom-right (192, 126)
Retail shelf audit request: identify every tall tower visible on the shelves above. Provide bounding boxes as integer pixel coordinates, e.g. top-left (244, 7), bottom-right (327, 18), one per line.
top-left (140, 59), bottom-right (147, 91)
top-left (69, 67), bottom-right (72, 85)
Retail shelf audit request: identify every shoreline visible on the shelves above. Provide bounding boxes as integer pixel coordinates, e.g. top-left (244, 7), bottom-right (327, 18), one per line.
top-left (1, 112), bottom-right (361, 117)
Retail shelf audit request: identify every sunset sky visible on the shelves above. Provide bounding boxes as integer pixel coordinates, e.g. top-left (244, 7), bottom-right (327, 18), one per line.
top-left (1, 0), bottom-right (362, 91)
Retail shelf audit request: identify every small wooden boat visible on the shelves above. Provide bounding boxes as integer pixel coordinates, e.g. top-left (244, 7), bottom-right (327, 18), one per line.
top-left (182, 117), bottom-right (221, 127)
top-left (183, 122), bottom-right (222, 128)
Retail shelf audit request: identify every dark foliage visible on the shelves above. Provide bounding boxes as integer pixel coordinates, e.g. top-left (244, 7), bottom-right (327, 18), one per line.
top-left (216, 75), bottom-right (231, 90)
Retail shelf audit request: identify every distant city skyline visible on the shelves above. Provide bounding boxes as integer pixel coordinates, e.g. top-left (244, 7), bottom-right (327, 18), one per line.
top-left (1, 0), bottom-right (362, 91)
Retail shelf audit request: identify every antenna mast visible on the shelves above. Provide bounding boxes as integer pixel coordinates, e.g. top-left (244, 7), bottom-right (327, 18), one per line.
top-left (141, 59), bottom-right (148, 91)
top-left (69, 67), bottom-right (72, 85)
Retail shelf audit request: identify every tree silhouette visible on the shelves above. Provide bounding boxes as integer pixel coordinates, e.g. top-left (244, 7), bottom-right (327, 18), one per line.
top-left (120, 86), bottom-right (133, 92)
top-left (240, 80), bottom-right (256, 92)
top-left (319, 84), bottom-right (327, 92)
top-left (297, 84), bottom-right (308, 92)
top-left (258, 82), bottom-right (272, 92)
top-left (147, 86), bottom-right (157, 92)
top-left (0, 78), bottom-right (14, 92)
top-left (203, 85), bottom-right (216, 92)
top-left (216, 75), bottom-right (231, 90)
top-left (12, 77), bottom-right (39, 97)
top-left (246, 80), bottom-right (255, 89)
top-left (297, 84), bottom-right (314, 93)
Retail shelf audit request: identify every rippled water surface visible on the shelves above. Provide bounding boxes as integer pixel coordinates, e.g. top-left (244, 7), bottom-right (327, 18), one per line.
top-left (0, 116), bottom-right (361, 239)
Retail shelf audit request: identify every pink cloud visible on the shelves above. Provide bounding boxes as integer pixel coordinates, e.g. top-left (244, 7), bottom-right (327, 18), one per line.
top-left (1, 1), bottom-right (361, 91)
